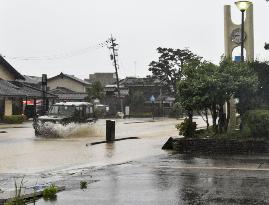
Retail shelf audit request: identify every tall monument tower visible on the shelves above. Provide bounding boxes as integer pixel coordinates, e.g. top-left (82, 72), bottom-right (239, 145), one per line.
top-left (224, 3), bottom-right (254, 132)
top-left (224, 4), bottom-right (254, 61)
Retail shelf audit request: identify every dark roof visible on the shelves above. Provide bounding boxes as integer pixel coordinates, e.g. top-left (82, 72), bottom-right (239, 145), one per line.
top-left (11, 81), bottom-right (57, 99)
top-left (56, 93), bottom-right (88, 101)
top-left (0, 80), bottom-right (25, 97)
top-left (18, 75), bottom-right (42, 85)
top-left (0, 80), bottom-right (57, 99)
top-left (49, 87), bottom-right (87, 100)
top-left (48, 72), bottom-right (91, 85)
top-left (49, 87), bottom-right (76, 94)
top-left (0, 56), bottom-right (25, 80)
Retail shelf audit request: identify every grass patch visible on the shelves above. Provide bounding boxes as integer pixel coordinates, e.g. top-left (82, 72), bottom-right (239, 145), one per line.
top-left (4, 178), bottom-right (26, 205)
top-left (43, 184), bottom-right (57, 200)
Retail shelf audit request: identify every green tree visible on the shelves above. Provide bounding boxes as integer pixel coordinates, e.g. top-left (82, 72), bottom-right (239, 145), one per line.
top-left (177, 59), bottom-right (258, 133)
top-left (86, 81), bottom-right (104, 101)
top-left (237, 61), bottom-right (269, 114)
top-left (178, 60), bottom-right (216, 128)
top-left (149, 47), bottom-right (201, 95)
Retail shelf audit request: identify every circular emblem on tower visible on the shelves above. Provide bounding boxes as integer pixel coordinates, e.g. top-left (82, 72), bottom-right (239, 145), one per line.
top-left (231, 28), bottom-right (247, 44)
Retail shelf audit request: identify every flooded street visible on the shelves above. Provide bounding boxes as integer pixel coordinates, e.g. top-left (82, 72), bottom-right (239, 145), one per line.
top-left (1, 117), bottom-right (269, 204)
top-left (0, 118), bottom-right (180, 174)
top-left (35, 154), bottom-right (269, 205)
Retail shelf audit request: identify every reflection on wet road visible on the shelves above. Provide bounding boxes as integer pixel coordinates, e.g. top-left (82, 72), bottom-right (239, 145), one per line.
top-left (1, 117), bottom-right (269, 204)
top-left (34, 154), bottom-right (269, 205)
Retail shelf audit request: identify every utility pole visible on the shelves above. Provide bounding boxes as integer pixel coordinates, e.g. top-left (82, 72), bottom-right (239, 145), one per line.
top-left (109, 35), bottom-right (123, 112)
top-left (41, 74), bottom-right (48, 115)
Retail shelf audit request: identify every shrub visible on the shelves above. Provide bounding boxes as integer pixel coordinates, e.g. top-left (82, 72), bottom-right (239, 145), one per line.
top-left (43, 184), bottom-right (57, 200)
top-left (241, 109), bottom-right (269, 139)
top-left (80, 181), bottom-right (87, 189)
top-left (176, 118), bottom-right (197, 138)
top-left (169, 103), bottom-right (183, 118)
top-left (3, 115), bottom-right (25, 124)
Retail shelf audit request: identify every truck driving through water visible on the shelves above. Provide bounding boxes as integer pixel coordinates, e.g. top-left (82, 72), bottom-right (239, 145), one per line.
top-left (33, 102), bottom-right (96, 136)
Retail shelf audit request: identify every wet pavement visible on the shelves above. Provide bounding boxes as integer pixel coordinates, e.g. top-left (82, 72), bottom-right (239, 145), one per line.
top-left (0, 118), bottom-right (180, 193)
top-left (1, 117), bottom-right (269, 204)
top-left (0, 118), bottom-right (179, 174)
top-left (34, 153), bottom-right (269, 205)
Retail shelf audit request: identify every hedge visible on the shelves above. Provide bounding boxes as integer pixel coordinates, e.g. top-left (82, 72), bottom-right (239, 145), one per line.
top-left (241, 109), bottom-right (269, 139)
top-left (3, 115), bottom-right (26, 124)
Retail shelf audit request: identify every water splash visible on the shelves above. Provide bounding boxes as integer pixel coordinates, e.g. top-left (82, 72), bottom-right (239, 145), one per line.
top-left (37, 122), bottom-right (100, 138)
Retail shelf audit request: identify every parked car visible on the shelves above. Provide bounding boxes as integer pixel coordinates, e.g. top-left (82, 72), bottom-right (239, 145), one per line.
top-left (33, 102), bottom-right (96, 136)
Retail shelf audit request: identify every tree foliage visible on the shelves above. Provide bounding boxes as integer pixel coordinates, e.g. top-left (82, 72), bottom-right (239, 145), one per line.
top-left (237, 61), bottom-right (269, 114)
top-left (86, 81), bottom-right (104, 101)
top-left (177, 59), bottom-right (258, 133)
top-left (149, 47), bottom-right (201, 95)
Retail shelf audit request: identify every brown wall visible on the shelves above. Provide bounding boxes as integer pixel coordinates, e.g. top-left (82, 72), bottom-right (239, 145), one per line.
top-left (0, 64), bottom-right (16, 80)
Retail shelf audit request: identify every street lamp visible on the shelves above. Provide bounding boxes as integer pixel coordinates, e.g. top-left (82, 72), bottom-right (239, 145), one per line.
top-left (235, 0), bottom-right (252, 62)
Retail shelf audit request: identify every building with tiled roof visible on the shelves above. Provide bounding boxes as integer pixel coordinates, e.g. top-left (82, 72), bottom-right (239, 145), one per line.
top-left (48, 72), bottom-right (91, 93)
top-left (0, 56), bottom-right (25, 117)
top-left (0, 56), bottom-right (57, 118)
top-left (49, 87), bottom-right (87, 102)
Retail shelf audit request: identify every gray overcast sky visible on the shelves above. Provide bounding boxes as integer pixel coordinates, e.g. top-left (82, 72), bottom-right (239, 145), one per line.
top-left (0, 0), bottom-right (268, 79)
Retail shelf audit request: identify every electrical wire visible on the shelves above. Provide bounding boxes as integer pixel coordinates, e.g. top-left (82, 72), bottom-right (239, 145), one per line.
top-left (2, 39), bottom-right (111, 61)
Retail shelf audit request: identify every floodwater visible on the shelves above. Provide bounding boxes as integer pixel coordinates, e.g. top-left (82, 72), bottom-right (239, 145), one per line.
top-left (0, 118), bottom-right (180, 174)
top-left (2, 117), bottom-right (268, 204)
top-left (34, 153), bottom-right (269, 205)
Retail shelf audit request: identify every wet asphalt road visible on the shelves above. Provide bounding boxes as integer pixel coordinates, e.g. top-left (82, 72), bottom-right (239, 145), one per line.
top-left (34, 153), bottom-right (269, 205)
top-left (0, 118), bottom-right (179, 174)
top-left (0, 117), bottom-right (269, 204)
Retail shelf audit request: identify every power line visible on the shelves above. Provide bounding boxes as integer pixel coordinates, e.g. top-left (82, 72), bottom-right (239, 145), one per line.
top-left (1, 39), bottom-right (111, 61)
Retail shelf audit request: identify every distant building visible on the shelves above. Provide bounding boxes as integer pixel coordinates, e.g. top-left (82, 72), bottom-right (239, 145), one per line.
top-left (0, 56), bottom-right (25, 117)
top-left (49, 87), bottom-right (88, 102)
top-left (103, 76), bottom-right (173, 115)
top-left (85, 72), bottom-right (116, 86)
top-left (104, 77), bottom-right (162, 99)
top-left (18, 75), bottom-right (42, 88)
top-left (48, 72), bottom-right (91, 93)
top-left (0, 56), bottom-right (56, 118)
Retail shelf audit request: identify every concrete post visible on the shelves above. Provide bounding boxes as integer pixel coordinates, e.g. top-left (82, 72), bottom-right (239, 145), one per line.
top-left (106, 120), bottom-right (115, 142)
top-left (4, 98), bottom-right (12, 116)
top-left (245, 4), bottom-right (254, 62)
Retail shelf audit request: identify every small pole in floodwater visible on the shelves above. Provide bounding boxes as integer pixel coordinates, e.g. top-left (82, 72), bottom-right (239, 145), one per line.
top-left (150, 95), bottom-right (155, 120)
top-left (106, 120), bottom-right (115, 142)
